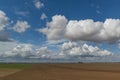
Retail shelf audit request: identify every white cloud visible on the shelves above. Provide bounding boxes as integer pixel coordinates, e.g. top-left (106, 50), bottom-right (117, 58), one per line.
top-left (34, 0), bottom-right (44, 9)
top-left (0, 10), bottom-right (9, 31)
top-left (1, 43), bottom-right (34, 58)
top-left (61, 41), bottom-right (77, 50)
top-left (65, 19), bottom-right (120, 43)
top-left (13, 20), bottom-right (30, 33)
top-left (40, 15), bottom-right (68, 40)
top-left (0, 43), bottom-right (57, 59)
top-left (40, 13), bottom-right (47, 20)
top-left (40, 15), bottom-right (120, 43)
top-left (0, 42), bottom-right (17, 56)
top-left (60, 42), bottom-right (112, 57)
top-left (0, 41), bottom-right (112, 60)
top-left (35, 47), bottom-right (53, 58)
top-left (66, 19), bottom-right (102, 41)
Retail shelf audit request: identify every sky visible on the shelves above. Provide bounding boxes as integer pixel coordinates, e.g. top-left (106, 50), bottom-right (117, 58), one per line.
top-left (0, 0), bottom-right (120, 62)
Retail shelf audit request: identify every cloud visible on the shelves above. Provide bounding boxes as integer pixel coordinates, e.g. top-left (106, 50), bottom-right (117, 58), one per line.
top-left (60, 42), bottom-right (112, 57)
top-left (0, 31), bottom-right (10, 41)
top-left (33, 0), bottom-right (44, 9)
top-left (40, 15), bottom-right (120, 43)
top-left (34, 47), bottom-right (53, 58)
top-left (0, 41), bottom-right (112, 61)
top-left (13, 20), bottom-right (30, 33)
top-left (15, 11), bottom-right (29, 16)
top-left (0, 42), bottom-right (56, 59)
top-left (40, 15), bottom-right (68, 40)
top-left (1, 43), bottom-right (34, 58)
top-left (40, 13), bottom-right (47, 20)
top-left (66, 19), bottom-right (102, 41)
top-left (0, 10), bottom-right (10, 41)
top-left (118, 43), bottom-right (120, 49)
top-left (0, 41), bottom-right (17, 57)
top-left (0, 41), bottom-right (17, 53)
top-left (0, 41), bottom-right (48, 58)
top-left (96, 10), bottom-right (101, 14)
top-left (0, 10), bottom-right (9, 31)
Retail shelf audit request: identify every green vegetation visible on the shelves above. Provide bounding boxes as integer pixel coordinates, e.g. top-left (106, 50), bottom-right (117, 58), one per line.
top-left (0, 63), bottom-right (32, 69)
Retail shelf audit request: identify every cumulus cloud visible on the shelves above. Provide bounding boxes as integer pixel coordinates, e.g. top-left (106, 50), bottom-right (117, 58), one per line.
top-left (0, 10), bottom-right (9, 31)
top-left (65, 19), bottom-right (119, 43)
top-left (34, 47), bottom-right (54, 58)
top-left (0, 10), bottom-right (10, 41)
top-left (0, 42), bottom-right (17, 55)
top-left (66, 19), bottom-right (102, 41)
top-left (33, 0), bottom-right (44, 9)
top-left (0, 41), bottom-right (112, 61)
top-left (40, 15), bottom-right (68, 40)
top-left (40, 15), bottom-right (120, 43)
top-left (13, 20), bottom-right (30, 33)
top-left (60, 42), bottom-right (112, 57)
top-left (0, 41), bottom-right (50, 58)
top-left (1, 43), bottom-right (34, 58)
top-left (0, 43), bottom-right (57, 59)
top-left (40, 13), bottom-right (47, 20)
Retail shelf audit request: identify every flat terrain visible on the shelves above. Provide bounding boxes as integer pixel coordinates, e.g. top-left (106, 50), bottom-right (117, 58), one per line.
top-left (0, 64), bottom-right (32, 78)
top-left (1, 63), bottom-right (120, 80)
top-left (0, 68), bottom-right (20, 77)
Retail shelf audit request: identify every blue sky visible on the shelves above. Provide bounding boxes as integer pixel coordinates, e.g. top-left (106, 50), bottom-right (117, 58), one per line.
top-left (0, 0), bottom-right (120, 62)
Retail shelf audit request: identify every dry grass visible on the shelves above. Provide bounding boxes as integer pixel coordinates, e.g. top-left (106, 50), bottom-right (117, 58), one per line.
top-left (1, 63), bottom-right (120, 80)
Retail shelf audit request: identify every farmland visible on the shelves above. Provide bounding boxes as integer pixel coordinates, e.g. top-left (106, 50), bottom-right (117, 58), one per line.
top-left (0, 63), bottom-right (32, 78)
top-left (1, 63), bottom-right (120, 80)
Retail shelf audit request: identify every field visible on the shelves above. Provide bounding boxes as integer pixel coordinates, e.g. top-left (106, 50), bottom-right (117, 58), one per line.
top-left (1, 63), bottom-right (120, 80)
top-left (0, 63), bottom-right (32, 78)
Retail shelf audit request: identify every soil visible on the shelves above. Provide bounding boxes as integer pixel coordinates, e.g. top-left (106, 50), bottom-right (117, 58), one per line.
top-left (0, 69), bottom-right (21, 77)
top-left (1, 63), bottom-right (120, 80)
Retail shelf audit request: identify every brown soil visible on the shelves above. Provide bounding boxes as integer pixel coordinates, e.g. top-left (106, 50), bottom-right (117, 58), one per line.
top-left (0, 69), bottom-right (21, 77)
top-left (1, 63), bottom-right (120, 80)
